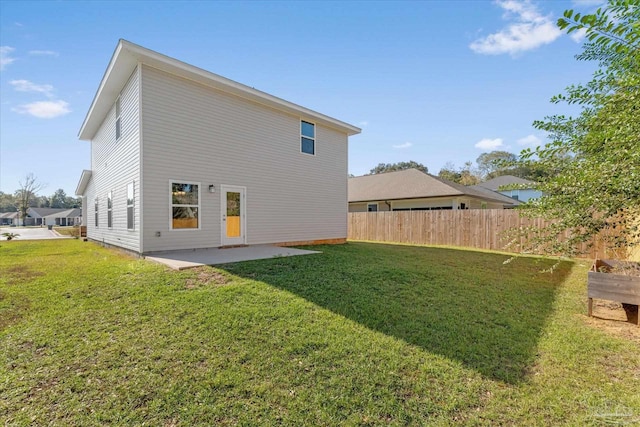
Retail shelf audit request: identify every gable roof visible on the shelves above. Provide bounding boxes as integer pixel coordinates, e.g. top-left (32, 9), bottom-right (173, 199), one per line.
top-left (477, 175), bottom-right (535, 191)
top-left (79, 39), bottom-right (361, 140)
top-left (42, 208), bottom-right (82, 219)
top-left (0, 212), bottom-right (18, 219)
top-left (28, 208), bottom-right (77, 218)
top-left (348, 169), bottom-right (518, 205)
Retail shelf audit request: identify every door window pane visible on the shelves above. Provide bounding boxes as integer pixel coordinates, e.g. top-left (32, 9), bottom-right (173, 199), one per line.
top-left (226, 191), bottom-right (241, 237)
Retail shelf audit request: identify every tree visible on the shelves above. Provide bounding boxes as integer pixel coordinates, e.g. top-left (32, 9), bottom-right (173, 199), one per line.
top-left (50, 188), bottom-right (68, 208)
top-left (437, 161), bottom-right (481, 185)
top-left (14, 173), bottom-right (45, 226)
top-left (65, 196), bottom-right (81, 208)
top-left (438, 162), bottom-right (462, 183)
top-left (0, 192), bottom-right (17, 213)
top-left (510, 0), bottom-right (640, 259)
top-left (35, 195), bottom-right (50, 208)
top-left (369, 161), bottom-right (428, 175)
top-left (476, 151), bottom-right (518, 179)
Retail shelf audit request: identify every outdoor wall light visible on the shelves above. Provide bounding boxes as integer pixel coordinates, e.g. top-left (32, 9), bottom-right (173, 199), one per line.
top-left (209, 185), bottom-right (215, 193)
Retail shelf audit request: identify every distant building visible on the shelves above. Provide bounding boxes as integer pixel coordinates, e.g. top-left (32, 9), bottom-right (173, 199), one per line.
top-left (476, 175), bottom-right (542, 202)
top-left (348, 169), bottom-right (519, 212)
top-left (0, 212), bottom-right (19, 226)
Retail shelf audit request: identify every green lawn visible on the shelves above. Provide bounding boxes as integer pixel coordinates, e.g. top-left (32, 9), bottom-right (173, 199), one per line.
top-left (1, 240), bottom-right (638, 425)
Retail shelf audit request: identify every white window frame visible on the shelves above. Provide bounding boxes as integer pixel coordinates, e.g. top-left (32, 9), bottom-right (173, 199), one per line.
top-left (127, 182), bottom-right (134, 230)
top-left (300, 120), bottom-right (316, 156)
top-left (169, 180), bottom-right (201, 230)
top-left (115, 97), bottom-right (122, 141)
top-left (367, 203), bottom-right (378, 212)
top-left (107, 191), bottom-right (113, 228)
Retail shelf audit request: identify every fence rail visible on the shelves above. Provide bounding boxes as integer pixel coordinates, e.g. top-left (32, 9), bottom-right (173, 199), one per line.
top-left (347, 210), bottom-right (611, 259)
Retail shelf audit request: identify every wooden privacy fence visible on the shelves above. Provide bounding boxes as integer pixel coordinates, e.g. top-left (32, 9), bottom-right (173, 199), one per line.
top-left (348, 210), bottom-right (611, 259)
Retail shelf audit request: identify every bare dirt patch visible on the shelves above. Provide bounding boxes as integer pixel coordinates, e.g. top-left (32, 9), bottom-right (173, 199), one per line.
top-left (586, 299), bottom-right (640, 342)
top-left (184, 267), bottom-right (229, 289)
top-left (4, 265), bottom-right (44, 285)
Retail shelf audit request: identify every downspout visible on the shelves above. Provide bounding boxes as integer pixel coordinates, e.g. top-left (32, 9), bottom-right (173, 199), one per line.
top-left (385, 201), bottom-right (391, 211)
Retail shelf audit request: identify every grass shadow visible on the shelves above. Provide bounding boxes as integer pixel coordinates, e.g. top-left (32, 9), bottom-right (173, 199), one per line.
top-left (221, 242), bottom-right (571, 384)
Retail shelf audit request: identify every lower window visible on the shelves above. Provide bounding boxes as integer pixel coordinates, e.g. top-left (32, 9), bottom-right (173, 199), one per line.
top-left (171, 182), bottom-right (199, 229)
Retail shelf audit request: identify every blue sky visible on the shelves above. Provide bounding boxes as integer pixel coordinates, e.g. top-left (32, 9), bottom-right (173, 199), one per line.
top-left (0, 0), bottom-right (603, 196)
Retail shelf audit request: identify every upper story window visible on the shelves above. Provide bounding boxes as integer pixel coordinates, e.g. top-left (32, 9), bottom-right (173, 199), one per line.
top-left (301, 120), bottom-right (315, 155)
top-left (115, 97), bottom-right (122, 140)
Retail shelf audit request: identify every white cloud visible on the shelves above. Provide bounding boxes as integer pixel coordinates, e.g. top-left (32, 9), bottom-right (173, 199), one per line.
top-left (470, 1), bottom-right (562, 55)
top-left (1, 46), bottom-right (17, 70)
top-left (392, 142), bottom-right (413, 149)
top-left (10, 79), bottom-right (54, 97)
top-left (475, 138), bottom-right (504, 150)
top-left (572, 0), bottom-right (605, 6)
top-left (12, 100), bottom-right (71, 118)
top-left (358, 120), bottom-right (369, 127)
top-left (569, 27), bottom-right (588, 43)
top-left (517, 134), bottom-right (542, 146)
top-left (29, 50), bottom-right (59, 57)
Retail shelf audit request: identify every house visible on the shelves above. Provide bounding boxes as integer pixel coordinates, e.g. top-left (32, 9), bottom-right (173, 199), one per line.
top-left (476, 175), bottom-right (541, 202)
top-left (42, 208), bottom-right (82, 227)
top-left (348, 168), bottom-right (519, 212)
top-left (27, 207), bottom-right (80, 226)
top-left (0, 212), bottom-right (19, 226)
top-left (75, 40), bottom-right (360, 255)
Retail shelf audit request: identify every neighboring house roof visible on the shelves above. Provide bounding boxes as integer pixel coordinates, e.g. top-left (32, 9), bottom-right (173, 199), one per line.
top-left (28, 208), bottom-right (75, 218)
top-left (469, 185), bottom-right (521, 206)
top-left (78, 39), bottom-right (361, 141)
top-left (348, 169), bottom-right (518, 205)
top-left (42, 208), bottom-right (82, 219)
top-left (477, 175), bottom-right (535, 191)
top-left (0, 212), bottom-right (19, 219)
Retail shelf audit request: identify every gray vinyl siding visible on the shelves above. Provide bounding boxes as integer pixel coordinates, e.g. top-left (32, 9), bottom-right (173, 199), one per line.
top-left (85, 67), bottom-right (141, 251)
top-left (140, 65), bottom-right (347, 252)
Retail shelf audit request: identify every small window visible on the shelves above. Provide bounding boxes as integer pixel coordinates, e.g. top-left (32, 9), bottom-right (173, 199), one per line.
top-left (301, 120), bottom-right (315, 155)
top-left (367, 203), bottom-right (378, 212)
top-left (94, 197), bottom-right (99, 227)
top-left (107, 191), bottom-right (113, 228)
top-left (115, 98), bottom-right (122, 140)
top-left (127, 182), bottom-right (134, 230)
top-left (171, 182), bottom-right (199, 229)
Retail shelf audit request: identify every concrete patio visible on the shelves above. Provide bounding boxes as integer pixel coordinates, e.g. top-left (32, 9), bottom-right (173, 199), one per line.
top-left (145, 245), bottom-right (321, 270)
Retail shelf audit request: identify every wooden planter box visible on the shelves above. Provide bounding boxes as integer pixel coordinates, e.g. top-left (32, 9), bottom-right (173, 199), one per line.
top-left (588, 259), bottom-right (640, 325)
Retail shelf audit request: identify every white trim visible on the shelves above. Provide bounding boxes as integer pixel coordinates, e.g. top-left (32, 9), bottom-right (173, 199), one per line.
top-left (300, 119), bottom-right (316, 156)
top-left (75, 169), bottom-right (92, 196)
top-left (115, 96), bottom-right (122, 141)
top-left (220, 184), bottom-right (247, 246)
top-left (137, 63), bottom-right (144, 249)
top-left (127, 181), bottom-right (135, 230)
top-left (169, 180), bottom-right (201, 231)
